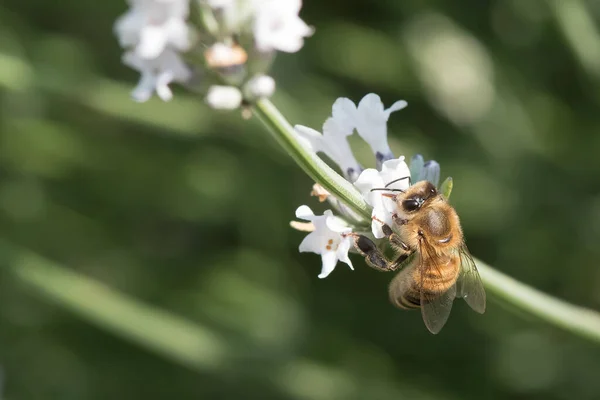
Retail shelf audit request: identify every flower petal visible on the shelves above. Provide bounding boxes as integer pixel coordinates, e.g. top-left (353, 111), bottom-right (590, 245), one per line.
top-left (336, 238), bottom-right (354, 270)
top-left (318, 251), bottom-right (338, 278)
top-left (294, 125), bottom-right (324, 153)
top-left (295, 205), bottom-right (316, 221)
top-left (299, 231), bottom-right (322, 254)
top-left (324, 214), bottom-right (351, 234)
top-left (354, 93), bottom-right (407, 168)
top-left (380, 156), bottom-right (411, 190)
top-left (385, 100), bottom-right (408, 116)
top-left (409, 154), bottom-right (425, 182)
top-left (330, 97), bottom-right (357, 135)
top-left (353, 168), bottom-right (385, 207)
top-left (138, 24), bottom-right (169, 59)
top-left (422, 160), bottom-right (441, 188)
top-left (253, 0), bottom-right (313, 53)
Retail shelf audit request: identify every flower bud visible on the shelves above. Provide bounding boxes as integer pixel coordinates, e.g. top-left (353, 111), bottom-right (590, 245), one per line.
top-left (206, 85), bottom-right (243, 110)
top-left (243, 74), bottom-right (276, 100)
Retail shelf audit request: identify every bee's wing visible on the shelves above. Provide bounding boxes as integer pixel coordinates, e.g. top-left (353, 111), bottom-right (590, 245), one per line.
top-left (418, 238), bottom-right (456, 334)
top-left (455, 245), bottom-right (486, 314)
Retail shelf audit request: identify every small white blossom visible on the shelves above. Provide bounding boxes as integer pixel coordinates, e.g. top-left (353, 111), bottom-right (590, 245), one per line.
top-left (354, 94), bottom-right (407, 167)
top-left (243, 74), bottom-right (276, 99)
top-left (353, 157), bottom-right (411, 239)
top-left (253, 0), bottom-right (314, 53)
top-left (295, 98), bottom-right (361, 181)
top-left (295, 205), bottom-right (353, 279)
top-left (115, 0), bottom-right (193, 102)
top-left (123, 49), bottom-right (192, 102)
top-left (114, 0), bottom-right (192, 59)
top-left (206, 85), bottom-right (243, 109)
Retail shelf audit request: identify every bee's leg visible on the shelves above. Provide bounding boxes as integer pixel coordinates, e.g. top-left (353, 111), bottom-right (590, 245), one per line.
top-left (350, 234), bottom-right (398, 272)
top-left (381, 224), bottom-right (411, 253)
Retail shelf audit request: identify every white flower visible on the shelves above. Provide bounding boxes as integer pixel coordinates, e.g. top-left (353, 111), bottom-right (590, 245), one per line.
top-left (294, 98), bottom-right (361, 181)
top-left (206, 85), bottom-right (243, 109)
top-left (253, 0), bottom-right (314, 53)
top-left (354, 94), bottom-right (407, 167)
top-left (295, 205), bottom-right (353, 279)
top-left (114, 0), bottom-right (192, 59)
top-left (123, 49), bottom-right (192, 102)
top-left (353, 157), bottom-right (411, 239)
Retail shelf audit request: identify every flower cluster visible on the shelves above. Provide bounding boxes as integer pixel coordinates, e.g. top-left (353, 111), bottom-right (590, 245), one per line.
top-left (291, 93), bottom-right (443, 278)
top-left (114, 0), bottom-right (194, 102)
top-left (114, 0), bottom-right (313, 107)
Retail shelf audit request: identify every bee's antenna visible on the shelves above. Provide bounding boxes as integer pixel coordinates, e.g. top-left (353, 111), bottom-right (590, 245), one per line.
top-left (385, 176), bottom-right (411, 188)
top-left (370, 188), bottom-right (405, 193)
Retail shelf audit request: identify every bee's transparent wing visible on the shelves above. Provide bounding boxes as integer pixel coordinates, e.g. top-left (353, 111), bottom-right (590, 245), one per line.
top-left (418, 238), bottom-right (456, 334)
top-left (421, 280), bottom-right (456, 334)
top-left (455, 245), bottom-right (486, 314)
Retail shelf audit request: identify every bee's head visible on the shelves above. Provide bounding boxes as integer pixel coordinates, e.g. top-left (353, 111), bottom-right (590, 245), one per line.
top-left (399, 181), bottom-right (438, 213)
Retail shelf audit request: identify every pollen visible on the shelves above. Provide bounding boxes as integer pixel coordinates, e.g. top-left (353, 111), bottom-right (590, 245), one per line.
top-left (327, 239), bottom-right (334, 245)
top-left (325, 245), bottom-right (332, 250)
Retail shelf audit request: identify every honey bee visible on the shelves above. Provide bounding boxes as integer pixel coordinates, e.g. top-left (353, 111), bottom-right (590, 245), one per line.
top-left (352, 179), bottom-right (486, 334)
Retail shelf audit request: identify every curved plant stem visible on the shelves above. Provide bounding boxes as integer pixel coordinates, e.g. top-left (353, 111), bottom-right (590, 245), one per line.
top-left (10, 248), bottom-right (229, 372)
top-left (476, 260), bottom-right (600, 343)
top-left (252, 98), bottom-right (600, 344)
top-left (253, 98), bottom-right (371, 220)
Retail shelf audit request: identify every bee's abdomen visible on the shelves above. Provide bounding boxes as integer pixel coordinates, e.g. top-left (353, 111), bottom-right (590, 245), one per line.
top-left (397, 288), bottom-right (421, 309)
top-left (420, 255), bottom-right (460, 295)
top-left (390, 254), bottom-right (460, 310)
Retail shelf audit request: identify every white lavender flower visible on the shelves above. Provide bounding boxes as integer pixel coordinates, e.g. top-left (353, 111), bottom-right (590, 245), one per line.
top-left (294, 98), bottom-right (362, 181)
top-left (290, 94), bottom-right (430, 276)
top-left (122, 49), bottom-right (192, 102)
top-left (253, 0), bottom-right (314, 53)
top-left (115, 0), bottom-right (193, 101)
top-left (353, 157), bottom-right (411, 239)
top-left (114, 0), bottom-right (192, 59)
top-left (354, 94), bottom-right (407, 168)
top-left (295, 205), bottom-right (354, 279)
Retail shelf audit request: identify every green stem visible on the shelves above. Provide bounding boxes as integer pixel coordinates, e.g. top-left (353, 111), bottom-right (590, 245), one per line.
top-left (476, 260), bottom-right (600, 343)
top-left (11, 249), bottom-right (229, 372)
top-left (253, 98), bottom-right (371, 220)
top-left (253, 98), bottom-right (600, 344)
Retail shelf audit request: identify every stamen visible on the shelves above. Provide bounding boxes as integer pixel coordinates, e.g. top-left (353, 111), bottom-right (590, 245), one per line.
top-left (289, 221), bottom-right (315, 232)
top-left (371, 216), bottom-right (386, 225)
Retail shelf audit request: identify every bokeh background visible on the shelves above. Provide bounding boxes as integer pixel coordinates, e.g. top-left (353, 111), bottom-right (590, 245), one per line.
top-left (1, 0), bottom-right (600, 399)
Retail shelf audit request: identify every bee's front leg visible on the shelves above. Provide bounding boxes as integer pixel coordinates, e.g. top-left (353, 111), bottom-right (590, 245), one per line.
top-left (381, 224), bottom-right (411, 254)
top-left (350, 225), bottom-right (413, 272)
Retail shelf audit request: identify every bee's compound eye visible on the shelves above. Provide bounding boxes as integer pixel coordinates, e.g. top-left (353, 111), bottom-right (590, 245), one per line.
top-left (403, 199), bottom-right (420, 212)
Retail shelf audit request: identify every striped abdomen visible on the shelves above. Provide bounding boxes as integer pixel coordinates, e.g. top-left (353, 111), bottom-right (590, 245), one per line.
top-left (389, 253), bottom-right (461, 310)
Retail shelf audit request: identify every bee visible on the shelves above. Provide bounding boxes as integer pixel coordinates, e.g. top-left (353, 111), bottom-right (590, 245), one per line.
top-left (352, 179), bottom-right (486, 334)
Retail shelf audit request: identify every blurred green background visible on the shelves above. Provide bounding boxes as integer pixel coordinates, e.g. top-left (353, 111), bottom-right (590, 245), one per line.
top-left (1, 0), bottom-right (600, 399)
